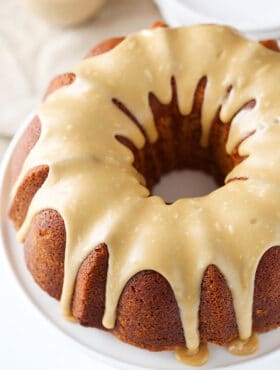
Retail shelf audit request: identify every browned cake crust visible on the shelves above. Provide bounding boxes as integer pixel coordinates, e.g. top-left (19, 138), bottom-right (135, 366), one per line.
top-left (9, 24), bottom-right (280, 351)
top-left (24, 209), bottom-right (65, 299)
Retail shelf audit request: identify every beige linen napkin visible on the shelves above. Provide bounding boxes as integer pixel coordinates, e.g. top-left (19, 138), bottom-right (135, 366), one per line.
top-left (0, 0), bottom-right (160, 160)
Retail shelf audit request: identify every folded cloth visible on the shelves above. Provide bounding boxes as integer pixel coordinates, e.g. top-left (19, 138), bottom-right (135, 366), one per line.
top-left (0, 0), bottom-right (160, 162)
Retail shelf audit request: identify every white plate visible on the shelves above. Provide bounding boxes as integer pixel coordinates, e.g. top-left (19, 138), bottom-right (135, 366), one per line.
top-left (0, 114), bottom-right (280, 369)
top-left (155, 0), bottom-right (280, 39)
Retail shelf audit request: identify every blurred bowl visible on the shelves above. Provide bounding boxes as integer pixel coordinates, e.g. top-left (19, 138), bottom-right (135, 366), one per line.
top-left (24, 0), bottom-right (106, 27)
top-left (155, 0), bottom-right (280, 38)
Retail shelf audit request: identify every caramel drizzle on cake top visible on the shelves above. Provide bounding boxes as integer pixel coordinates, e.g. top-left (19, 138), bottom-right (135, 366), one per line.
top-left (12, 25), bottom-right (280, 351)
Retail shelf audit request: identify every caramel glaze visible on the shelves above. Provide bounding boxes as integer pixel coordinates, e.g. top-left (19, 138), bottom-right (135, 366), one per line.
top-left (8, 23), bottom-right (279, 356)
top-left (228, 333), bottom-right (259, 356)
top-left (175, 343), bottom-right (209, 367)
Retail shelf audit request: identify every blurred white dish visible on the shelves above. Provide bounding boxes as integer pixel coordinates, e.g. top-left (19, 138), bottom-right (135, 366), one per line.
top-left (155, 0), bottom-right (280, 38)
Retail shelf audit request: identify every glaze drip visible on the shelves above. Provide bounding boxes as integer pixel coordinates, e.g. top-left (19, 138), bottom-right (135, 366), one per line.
top-left (13, 25), bottom-right (280, 351)
top-left (175, 343), bottom-right (209, 366)
top-left (228, 333), bottom-right (259, 356)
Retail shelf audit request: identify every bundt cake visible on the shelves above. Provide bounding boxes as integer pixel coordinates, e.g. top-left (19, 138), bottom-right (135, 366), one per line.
top-left (9, 23), bottom-right (280, 366)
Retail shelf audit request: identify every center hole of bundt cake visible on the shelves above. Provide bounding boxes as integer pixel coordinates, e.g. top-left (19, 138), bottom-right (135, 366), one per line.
top-left (114, 76), bottom-right (254, 203)
top-left (152, 169), bottom-right (218, 202)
